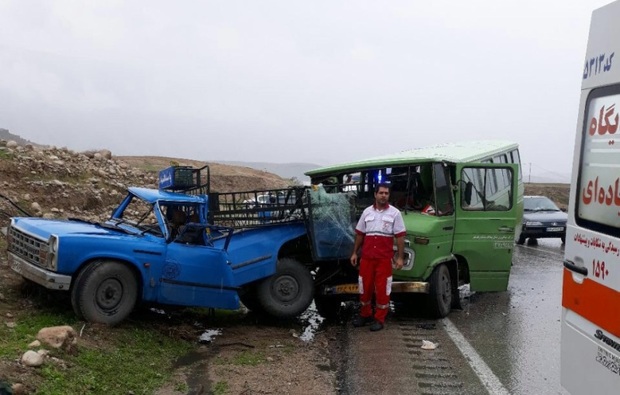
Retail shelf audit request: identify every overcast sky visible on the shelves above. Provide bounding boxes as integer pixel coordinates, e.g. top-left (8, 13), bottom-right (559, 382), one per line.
top-left (0, 1), bottom-right (613, 181)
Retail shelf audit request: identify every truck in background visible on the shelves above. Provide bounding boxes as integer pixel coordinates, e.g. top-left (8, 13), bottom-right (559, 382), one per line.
top-left (561, 1), bottom-right (620, 394)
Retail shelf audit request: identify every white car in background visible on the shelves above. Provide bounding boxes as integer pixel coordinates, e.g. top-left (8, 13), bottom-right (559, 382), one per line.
top-left (243, 193), bottom-right (287, 207)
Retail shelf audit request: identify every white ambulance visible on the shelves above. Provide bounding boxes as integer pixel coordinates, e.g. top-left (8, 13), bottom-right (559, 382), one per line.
top-left (561, 1), bottom-right (620, 394)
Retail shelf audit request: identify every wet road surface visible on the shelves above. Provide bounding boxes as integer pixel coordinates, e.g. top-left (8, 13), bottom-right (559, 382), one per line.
top-left (342, 317), bottom-right (488, 395)
top-left (340, 238), bottom-right (570, 395)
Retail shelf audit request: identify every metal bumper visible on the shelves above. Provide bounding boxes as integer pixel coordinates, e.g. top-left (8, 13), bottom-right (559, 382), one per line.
top-left (7, 253), bottom-right (71, 290)
top-left (321, 281), bottom-right (430, 295)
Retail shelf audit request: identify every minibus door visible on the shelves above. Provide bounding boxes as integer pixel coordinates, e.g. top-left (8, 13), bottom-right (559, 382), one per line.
top-left (453, 163), bottom-right (519, 291)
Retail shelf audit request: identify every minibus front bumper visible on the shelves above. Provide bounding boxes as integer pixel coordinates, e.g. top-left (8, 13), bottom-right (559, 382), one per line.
top-left (319, 281), bottom-right (430, 296)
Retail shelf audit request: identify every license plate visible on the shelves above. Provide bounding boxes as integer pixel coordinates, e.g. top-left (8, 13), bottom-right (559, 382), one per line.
top-left (334, 284), bottom-right (359, 294)
top-left (547, 227), bottom-right (564, 232)
top-left (8, 254), bottom-right (22, 274)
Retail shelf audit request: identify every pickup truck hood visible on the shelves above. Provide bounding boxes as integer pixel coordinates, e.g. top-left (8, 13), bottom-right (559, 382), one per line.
top-left (12, 217), bottom-right (129, 239)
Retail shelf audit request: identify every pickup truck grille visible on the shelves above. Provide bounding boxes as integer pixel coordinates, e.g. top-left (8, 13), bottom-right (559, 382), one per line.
top-left (7, 226), bottom-right (49, 268)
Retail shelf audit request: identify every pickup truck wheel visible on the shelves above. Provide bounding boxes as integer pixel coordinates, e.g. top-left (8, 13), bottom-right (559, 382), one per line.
top-left (427, 263), bottom-right (452, 318)
top-left (516, 234), bottom-right (526, 245)
top-left (71, 260), bottom-right (138, 326)
top-left (256, 258), bottom-right (314, 318)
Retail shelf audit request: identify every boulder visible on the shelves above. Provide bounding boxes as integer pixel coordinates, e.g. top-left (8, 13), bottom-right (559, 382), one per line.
top-left (20, 350), bottom-right (44, 367)
top-left (36, 325), bottom-right (77, 351)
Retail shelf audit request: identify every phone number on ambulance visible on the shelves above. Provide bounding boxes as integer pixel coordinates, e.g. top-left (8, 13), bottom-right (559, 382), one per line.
top-left (596, 347), bottom-right (620, 375)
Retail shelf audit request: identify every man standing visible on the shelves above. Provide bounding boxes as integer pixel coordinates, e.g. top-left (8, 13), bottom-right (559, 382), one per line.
top-left (350, 183), bottom-right (406, 331)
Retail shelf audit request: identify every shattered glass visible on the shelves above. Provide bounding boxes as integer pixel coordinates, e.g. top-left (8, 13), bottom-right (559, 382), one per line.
top-left (307, 186), bottom-right (356, 260)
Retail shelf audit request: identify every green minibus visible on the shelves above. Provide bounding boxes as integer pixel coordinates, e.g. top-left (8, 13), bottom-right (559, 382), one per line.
top-left (306, 140), bottom-right (523, 318)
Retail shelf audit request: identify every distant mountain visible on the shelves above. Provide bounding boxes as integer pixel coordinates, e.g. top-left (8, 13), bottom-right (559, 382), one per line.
top-left (0, 128), bottom-right (44, 147)
top-left (214, 160), bottom-right (322, 183)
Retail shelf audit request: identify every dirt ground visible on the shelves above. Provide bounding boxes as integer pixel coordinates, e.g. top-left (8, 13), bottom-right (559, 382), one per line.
top-left (0, 254), bottom-right (344, 395)
top-left (154, 316), bottom-right (344, 395)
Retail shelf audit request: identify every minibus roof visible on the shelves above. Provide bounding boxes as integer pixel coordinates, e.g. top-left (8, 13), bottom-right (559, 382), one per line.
top-left (306, 140), bottom-right (518, 177)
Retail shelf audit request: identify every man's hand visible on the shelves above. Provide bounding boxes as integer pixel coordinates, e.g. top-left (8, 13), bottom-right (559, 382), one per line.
top-left (394, 257), bottom-right (404, 270)
top-left (350, 252), bottom-right (358, 267)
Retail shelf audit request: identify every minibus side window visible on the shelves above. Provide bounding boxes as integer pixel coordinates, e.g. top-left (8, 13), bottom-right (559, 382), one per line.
top-left (461, 167), bottom-right (514, 211)
top-left (510, 149), bottom-right (522, 180)
top-left (433, 163), bottom-right (454, 216)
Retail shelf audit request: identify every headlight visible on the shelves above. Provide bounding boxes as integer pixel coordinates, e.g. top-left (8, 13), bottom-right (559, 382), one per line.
top-left (48, 235), bottom-right (59, 270)
top-left (393, 246), bottom-right (415, 271)
top-left (525, 221), bottom-right (543, 226)
top-left (7, 219), bottom-right (15, 247)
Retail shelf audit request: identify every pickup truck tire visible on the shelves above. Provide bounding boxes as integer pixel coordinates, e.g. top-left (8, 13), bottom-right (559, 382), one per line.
top-left (427, 263), bottom-right (452, 318)
top-left (71, 260), bottom-right (139, 326)
top-left (256, 258), bottom-right (314, 318)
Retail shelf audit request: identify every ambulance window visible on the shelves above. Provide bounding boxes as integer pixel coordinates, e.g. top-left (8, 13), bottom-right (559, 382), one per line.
top-left (577, 85), bottom-right (620, 235)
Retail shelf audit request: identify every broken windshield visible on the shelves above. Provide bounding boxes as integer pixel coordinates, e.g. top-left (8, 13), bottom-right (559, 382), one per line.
top-left (307, 186), bottom-right (355, 260)
top-left (109, 195), bottom-right (163, 236)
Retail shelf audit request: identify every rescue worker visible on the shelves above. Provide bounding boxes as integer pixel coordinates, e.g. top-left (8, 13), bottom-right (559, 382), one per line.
top-left (350, 182), bottom-right (406, 331)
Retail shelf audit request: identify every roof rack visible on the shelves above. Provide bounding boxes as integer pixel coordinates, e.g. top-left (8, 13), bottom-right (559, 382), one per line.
top-left (158, 165), bottom-right (210, 195)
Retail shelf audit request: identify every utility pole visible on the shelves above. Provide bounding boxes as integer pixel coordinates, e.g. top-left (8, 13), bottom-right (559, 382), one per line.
top-left (528, 162), bottom-right (531, 183)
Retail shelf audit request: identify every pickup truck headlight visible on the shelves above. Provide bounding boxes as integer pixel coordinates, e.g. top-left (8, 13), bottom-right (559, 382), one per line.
top-left (525, 221), bottom-right (543, 226)
top-left (7, 218), bottom-right (15, 247)
top-left (47, 235), bottom-right (59, 270)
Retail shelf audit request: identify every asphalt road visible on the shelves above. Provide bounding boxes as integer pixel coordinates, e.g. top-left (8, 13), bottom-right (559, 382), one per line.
top-left (341, 238), bottom-right (570, 395)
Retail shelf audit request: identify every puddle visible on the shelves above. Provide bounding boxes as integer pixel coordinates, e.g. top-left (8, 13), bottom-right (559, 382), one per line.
top-left (173, 349), bottom-right (209, 369)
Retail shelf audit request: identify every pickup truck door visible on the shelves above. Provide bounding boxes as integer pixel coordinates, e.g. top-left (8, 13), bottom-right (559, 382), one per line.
top-left (453, 163), bottom-right (519, 292)
top-left (158, 241), bottom-right (239, 310)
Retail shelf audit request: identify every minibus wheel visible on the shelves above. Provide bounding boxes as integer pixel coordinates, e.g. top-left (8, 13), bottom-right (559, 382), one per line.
top-left (427, 263), bottom-right (452, 318)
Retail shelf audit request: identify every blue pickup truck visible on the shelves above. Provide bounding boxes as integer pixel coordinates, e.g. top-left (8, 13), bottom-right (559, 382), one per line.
top-left (6, 166), bottom-right (346, 325)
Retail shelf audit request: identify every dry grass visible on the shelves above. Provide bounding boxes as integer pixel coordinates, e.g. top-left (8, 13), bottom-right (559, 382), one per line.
top-left (524, 183), bottom-right (570, 210)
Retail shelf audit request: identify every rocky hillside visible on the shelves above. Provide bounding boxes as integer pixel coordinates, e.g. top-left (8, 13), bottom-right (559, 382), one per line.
top-left (0, 140), bottom-right (292, 226)
top-left (0, 138), bottom-right (573, 227)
